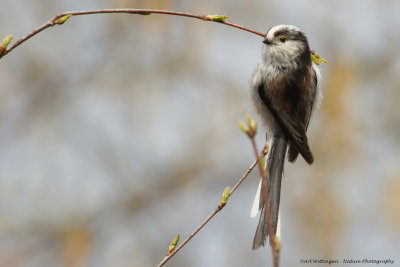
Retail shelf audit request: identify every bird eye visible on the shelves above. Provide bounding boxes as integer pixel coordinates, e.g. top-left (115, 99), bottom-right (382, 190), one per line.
top-left (279, 36), bottom-right (286, 42)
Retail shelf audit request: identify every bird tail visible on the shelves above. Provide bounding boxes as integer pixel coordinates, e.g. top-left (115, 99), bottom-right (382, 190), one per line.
top-left (252, 135), bottom-right (287, 250)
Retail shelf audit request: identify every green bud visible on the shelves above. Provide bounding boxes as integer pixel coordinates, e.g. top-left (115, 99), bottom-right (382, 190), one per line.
top-left (246, 114), bottom-right (252, 126)
top-left (167, 234), bottom-right (180, 255)
top-left (206, 15), bottom-right (228, 22)
top-left (310, 51), bottom-right (327, 65)
top-left (238, 120), bottom-right (249, 133)
top-left (311, 54), bottom-right (320, 65)
top-left (246, 114), bottom-right (257, 132)
top-left (220, 186), bottom-right (230, 205)
top-left (139, 12), bottom-right (152, 15)
top-left (273, 235), bottom-right (281, 251)
top-left (264, 142), bottom-right (270, 155)
top-left (258, 156), bottom-right (266, 170)
top-left (0, 34), bottom-right (13, 50)
top-left (315, 53), bottom-right (328, 63)
top-left (54, 14), bottom-right (72, 25)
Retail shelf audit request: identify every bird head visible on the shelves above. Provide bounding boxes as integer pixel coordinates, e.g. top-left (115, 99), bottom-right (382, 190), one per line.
top-left (262, 25), bottom-right (310, 62)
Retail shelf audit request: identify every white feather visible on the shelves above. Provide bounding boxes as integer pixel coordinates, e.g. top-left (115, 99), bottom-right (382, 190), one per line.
top-left (250, 178), bottom-right (262, 218)
top-left (276, 209), bottom-right (281, 240)
top-left (266, 25), bottom-right (301, 40)
top-left (250, 179), bottom-right (283, 240)
top-left (312, 63), bottom-right (323, 110)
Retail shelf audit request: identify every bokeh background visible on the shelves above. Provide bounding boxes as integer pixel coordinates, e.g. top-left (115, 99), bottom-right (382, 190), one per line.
top-left (1, 0), bottom-right (400, 266)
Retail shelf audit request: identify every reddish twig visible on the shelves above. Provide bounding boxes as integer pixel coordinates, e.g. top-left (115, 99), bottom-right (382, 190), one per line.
top-left (157, 158), bottom-right (260, 267)
top-left (0, 8), bottom-right (266, 59)
top-left (240, 114), bottom-right (279, 267)
top-left (249, 138), bottom-right (280, 267)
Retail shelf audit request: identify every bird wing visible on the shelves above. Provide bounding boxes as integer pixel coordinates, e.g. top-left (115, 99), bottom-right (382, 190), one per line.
top-left (257, 82), bottom-right (314, 164)
top-left (287, 67), bottom-right (318, 162)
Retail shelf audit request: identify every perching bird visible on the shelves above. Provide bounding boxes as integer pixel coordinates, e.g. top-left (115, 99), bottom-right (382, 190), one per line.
top-left (250, 25), bottom-right (322, 249)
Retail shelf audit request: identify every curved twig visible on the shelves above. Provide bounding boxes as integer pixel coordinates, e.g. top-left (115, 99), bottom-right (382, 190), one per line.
top-left (0, 8), bottom-right (266, 59)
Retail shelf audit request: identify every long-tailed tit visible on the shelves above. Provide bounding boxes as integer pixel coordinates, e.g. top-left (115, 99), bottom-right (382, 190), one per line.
top-left (250, 25), bottom-right (322, 249)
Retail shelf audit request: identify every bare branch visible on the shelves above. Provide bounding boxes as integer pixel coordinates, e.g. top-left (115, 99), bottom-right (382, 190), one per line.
top-left (0, 8), bottom-right (266, 59)
top-left (250, 138), bottom-right (280, 267)
top-left (240, 114), bottom-right (280, 267)
top-left (157, 158), bottom-right (260, 267)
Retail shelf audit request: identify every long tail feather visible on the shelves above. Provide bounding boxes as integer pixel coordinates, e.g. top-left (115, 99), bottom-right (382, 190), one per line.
top-left (252, 136), bottom-right (287, 249)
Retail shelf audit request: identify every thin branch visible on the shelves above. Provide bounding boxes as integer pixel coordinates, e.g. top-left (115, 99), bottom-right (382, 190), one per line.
top-left (240, 115), bottom-right (280, 267)
top-left (0, 8), bottom-right (266, 59)
top-left (230, 158), bottom-right (259, 195)
top-left (157, 158), bottom-right (260, 267)
top-left (249, 137), bottom-right (280, 267)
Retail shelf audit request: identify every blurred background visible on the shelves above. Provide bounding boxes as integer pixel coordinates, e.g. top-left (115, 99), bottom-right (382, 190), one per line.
top-left (1, 0), bottom-right (400, 266)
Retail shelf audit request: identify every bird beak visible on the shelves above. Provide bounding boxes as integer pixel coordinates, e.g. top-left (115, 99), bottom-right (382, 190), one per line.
top-left (263, 38), bottom-right (272, 45)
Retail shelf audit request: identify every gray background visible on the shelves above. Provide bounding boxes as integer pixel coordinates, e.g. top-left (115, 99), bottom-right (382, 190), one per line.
top-left (1, 0), bottom-right (400, 266)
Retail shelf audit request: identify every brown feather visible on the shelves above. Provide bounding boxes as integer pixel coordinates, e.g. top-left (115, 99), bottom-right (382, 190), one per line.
top-left (257, 65), bottom-right (314, 164)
